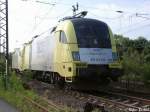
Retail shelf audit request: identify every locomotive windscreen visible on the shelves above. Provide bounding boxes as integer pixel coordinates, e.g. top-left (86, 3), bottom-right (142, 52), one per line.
top-left (71, 18), bottom-right (111, 48)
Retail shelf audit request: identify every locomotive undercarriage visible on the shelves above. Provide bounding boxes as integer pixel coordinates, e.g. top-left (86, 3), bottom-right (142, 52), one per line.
top-left (33, 71), bottom-right (65, 89)
top-left (32, 64), bottom-right (122, 90)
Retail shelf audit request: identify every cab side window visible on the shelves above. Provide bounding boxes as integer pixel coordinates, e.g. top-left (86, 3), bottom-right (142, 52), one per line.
top-left (59, 31), bottom-right (67, 44)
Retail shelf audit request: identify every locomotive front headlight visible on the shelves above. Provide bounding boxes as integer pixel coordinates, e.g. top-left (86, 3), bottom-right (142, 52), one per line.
top-left (72, 51), bottom-right (80, 61)
top-left (112, 52), bottom-right (118, 61)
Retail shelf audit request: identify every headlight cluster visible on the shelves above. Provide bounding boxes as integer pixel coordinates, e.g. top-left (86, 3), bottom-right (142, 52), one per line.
top-left (72, 51), bottom-right (80, 61)
top-left (112, 52), bottom-right (118, 61)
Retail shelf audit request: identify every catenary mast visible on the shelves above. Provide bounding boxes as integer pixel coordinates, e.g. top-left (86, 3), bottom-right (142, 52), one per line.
top-left (0, 0), bottom-right (9, 89)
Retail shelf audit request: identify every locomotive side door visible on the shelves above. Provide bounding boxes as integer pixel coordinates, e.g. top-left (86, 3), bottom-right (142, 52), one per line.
top-left (54, 30), bottom-right (68, 76)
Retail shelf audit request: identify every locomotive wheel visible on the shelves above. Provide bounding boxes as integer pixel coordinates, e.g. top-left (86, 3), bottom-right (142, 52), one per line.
top-left (49, 73), bottom-right (65, 88)
top-left (55, 74), bottom-right (65, 89)
top-left (44, 72), bottom-right (50, 83)
top-left (36, 72), bottom-right (42, 81)
top-left (50, 73), bottom-right (55, 84)
top-left (57, 78), bottom-right (65, 89)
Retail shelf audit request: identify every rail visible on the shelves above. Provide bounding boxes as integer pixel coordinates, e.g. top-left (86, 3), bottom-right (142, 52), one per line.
top-left (23, 80), bottom-right (150, 112)
top-left (24, 96), bottom-right (49, 112)
top-left (23, 95), bottom-right (65, 112)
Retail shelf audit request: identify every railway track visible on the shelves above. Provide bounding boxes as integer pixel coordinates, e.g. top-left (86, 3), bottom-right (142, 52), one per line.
top-left (84, 91), bottom-right (150, 112)
top-left (25, 80), bottom-right (150, 112)
top-left (61, 90), bottom-right (150, 112)
top-left (23, 95), bottom-right (65, 112)
top-left (109, 80), bottom-right (150, 96)
top-left (24, 96), bottom-right (49, 112)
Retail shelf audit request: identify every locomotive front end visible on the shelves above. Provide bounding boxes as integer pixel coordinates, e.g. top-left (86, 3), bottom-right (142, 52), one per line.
top-left (54, 17), bottom-right (122, 85)
top-left (69, 18), bottom-right (123, 83)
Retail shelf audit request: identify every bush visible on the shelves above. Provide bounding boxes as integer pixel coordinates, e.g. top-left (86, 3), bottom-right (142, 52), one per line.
top-left (122, 50), bottom-right (150, 87)
top-left (9, 71), bottom-right (24, 92)
top-left (0, 72), bottom-right (38, 112)
top-left (0, 72), bottom-right (71, 112)
top-left (141, 64), bottom-right (150, 85)
top-left (22, 70), bottom-right (34, 82)
top-left (122, 52), bottom-right (142, 76)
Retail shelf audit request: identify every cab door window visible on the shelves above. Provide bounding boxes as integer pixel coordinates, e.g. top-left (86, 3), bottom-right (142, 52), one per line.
top-left (59, 31), bottom-right (67, 44)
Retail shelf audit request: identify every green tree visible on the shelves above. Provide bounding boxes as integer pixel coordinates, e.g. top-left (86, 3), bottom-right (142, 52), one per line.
top-left (114, 34), bottom-right (150, 84)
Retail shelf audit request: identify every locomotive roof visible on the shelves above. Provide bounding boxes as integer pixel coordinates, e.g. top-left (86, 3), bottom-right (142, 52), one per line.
top-left (70, 18), bottom-right (108, 27)
top-left (70, 18), bottom-right (106, 24)
top-left (60, 16), bottom-right (107, 25)
top-left (54, 18), bottom-right (108, 33)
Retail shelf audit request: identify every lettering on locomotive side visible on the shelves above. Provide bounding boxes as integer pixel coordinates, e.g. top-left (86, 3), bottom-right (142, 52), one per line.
top-left (90, 58), bottom-right (106, 62)
top-left (79, 48), bottom-right (113, 64)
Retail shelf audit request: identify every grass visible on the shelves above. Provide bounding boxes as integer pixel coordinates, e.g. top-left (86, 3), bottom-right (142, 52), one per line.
top-left (0, 71), bottom-right (72, 112)
top-left (0, 71), bottom-right (38, 112)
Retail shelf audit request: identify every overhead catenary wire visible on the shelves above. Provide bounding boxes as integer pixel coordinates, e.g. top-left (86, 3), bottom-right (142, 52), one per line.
top-left (36, 7), bottom-right (72, 20)
top-left (115, 17), bottom-right (150, 32)
top-left (42, 1), bottom-right (135, 14)
top-left (136, 15), bottom-right (150, 20)
top-left (24, 0), bottom-right (73, 44)
top-left (122, 23), bottom-right (150, 34)
top-left (36, 0), bottom-right (56, 6)
top-left (21, 0), bottom-right (150, 41)
top-left (25, 0), bottom-right (58, 40)
top-left (88, 11), bottom-right (122, 20)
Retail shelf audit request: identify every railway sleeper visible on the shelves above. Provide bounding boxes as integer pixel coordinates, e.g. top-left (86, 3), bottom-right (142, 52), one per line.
top-left (84, 102), bottom-right (107, 112)
top-left (113, 98), bottom-right (122, 102)
top-left (129, 101), bottom-right (139, 106)
top-left (122, 100), bottom-right (130, 104)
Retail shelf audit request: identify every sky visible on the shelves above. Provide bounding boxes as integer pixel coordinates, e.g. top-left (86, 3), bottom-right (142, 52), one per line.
top-left (8, 0), bottom-right (150, 51)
